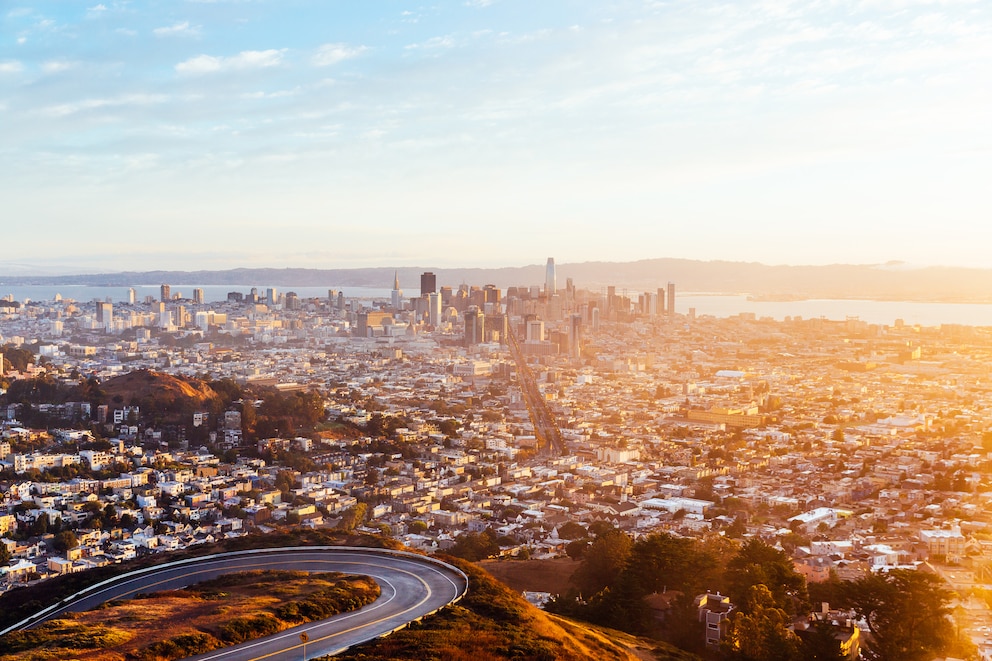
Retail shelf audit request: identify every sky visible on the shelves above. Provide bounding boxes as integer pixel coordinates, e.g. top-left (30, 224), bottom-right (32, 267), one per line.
top-left (1, 0), bottom-right (990, 274)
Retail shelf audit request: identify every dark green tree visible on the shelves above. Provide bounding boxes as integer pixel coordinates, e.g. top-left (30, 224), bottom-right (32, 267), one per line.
top-left (726, 538), bottom-right (807, 615)
top-left (845, 569), bottom-right (954, 661)
top-left (798, 621), bottom-right (847, 661)
top-left (721, 584), bottom-right (803, 661)
top-left (52, 530), bottom-right (79, 553)
top-left (571, 528), bottom-right (632, 596)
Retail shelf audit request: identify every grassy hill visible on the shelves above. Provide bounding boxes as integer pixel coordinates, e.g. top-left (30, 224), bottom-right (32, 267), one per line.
top-left (99, 369), bottom-right (221, 421)
top-left (0, 535), bottom-right (698, 661)
top-left (330, 557), bottom-right (699, 661)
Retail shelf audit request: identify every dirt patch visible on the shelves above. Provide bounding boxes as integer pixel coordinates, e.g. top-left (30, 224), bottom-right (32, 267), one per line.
top-left (478, 557), bottom-right (579, 596)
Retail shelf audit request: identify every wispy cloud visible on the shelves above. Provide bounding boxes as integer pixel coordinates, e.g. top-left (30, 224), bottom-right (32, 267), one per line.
top-left (312, 43), bottom-right (366, 66)
top-left (87, 4), bottom-right (107, 12)
top-left (0, 61), bottom-right (24, 74)
top-left (41, 93), bottom-right (170, 118)
top-left (405, 35), bottom-right (456, 50)
top-left (154, 21), bottom-right (201, 37)
top-left (42, 59), bottom-right (79, 74)
top-left (175, 49), bottom-right (286, 74)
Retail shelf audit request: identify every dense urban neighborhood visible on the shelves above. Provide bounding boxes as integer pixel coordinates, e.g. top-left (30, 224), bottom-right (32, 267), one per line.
top-left (2, 273), bottom-right (991, 660)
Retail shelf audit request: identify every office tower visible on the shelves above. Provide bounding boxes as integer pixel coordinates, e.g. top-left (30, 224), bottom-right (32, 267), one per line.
top-left (127, 288), bottom-right (136, 305)
top-left (469, 286), bottom-right (486, 308)
top-left (568, 313), bottom-right (582, 357)
top-left (667, 282), bottom-right (676, 315)
top-left (174, 305), bottom-right (187, 328)
top-left (337, 291), bottom-right (346, 310)
top-left (328, 289), bottom-right (337, 304)
top-left (489, 313), bottom-right (509, 344)
top-left (483, 284), bottom-right (501, 307)
top-left (545, 258), bottom-right (556, 295)
top-left (284, 292), bottom-right (300, 310)
top-left (96, 301), bottom-right (113, 331)
top-left (160, 284), bottom-right (171, 302)
top-left (266, 287), bottom-right (279, 305)
top-left (526, 319), bottom-right (545, 342)
top-left (464, 306), bottom-right (485, 346)
top-left (657, 288), bottom-right (666, 316)
top-left (428, 293), bottom-right (441, 326)
top-left (227, 291), bottom-right (244, 303)
top-left (420, 272), bottom-right (437, 296)
top-left (193, 288), bottom-right (204, 305)
top-left (391, 272), bottom-right (403, 310)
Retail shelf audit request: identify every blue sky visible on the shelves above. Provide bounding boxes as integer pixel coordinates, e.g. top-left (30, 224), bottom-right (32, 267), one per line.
top-left (1, 0), bottom-right (990, 273)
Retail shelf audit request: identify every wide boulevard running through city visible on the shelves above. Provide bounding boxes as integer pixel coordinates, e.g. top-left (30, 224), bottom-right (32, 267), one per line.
top-left (7, 547), bottom-right (468, 661)
top-left (507, 326), bottom-right (566, 456)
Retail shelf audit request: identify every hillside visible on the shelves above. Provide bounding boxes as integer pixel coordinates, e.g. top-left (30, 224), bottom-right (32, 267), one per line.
top-left (331, 557), bottom-right (698, 661)
top-left (99, 369), bottom-right (221, 421)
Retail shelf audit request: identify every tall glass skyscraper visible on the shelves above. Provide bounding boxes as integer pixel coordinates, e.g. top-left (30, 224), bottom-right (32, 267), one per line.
top-left (545, 257), bottom-right (556, 296)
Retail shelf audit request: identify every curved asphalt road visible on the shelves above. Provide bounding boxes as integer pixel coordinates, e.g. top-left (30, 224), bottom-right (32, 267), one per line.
top-left (9, 547), bottom-right (468, 661)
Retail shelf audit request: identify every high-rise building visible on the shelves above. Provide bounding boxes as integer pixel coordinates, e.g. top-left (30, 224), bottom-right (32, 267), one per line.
top-left (193, 288), bottom-right (204, 305)
top-left (420, 272), bottom-right (437, 296)
top-left (569, 313), bottom-right (582, 358)
top-left (427, 293), bottom-right (442, 326)
top-left (96, 301), bottom-right (113, 330)
top-left (464, 306), bottom-right (485, 346)
top-left (266, 287), bottom-right (279, 306)
top-left (284, 292), bottom-right (300, 310)
top-left (545, 257), bottom-right (557, 296)
top-left (127, 288), bottom-right (136, 305)
top-left (439, 286), bottom-right (453, 307)
top-left (657, 288), bottom-right (666, 316)
top-left (667, 282), bottom-right (676, 316)
top-left (391, 272), bottom-right (403, 310)
top-left (526, 319), bottom-right (545, 342)
top-left (483, 284), bottom-right (501, 307)
top-left (160, 284), bottom-right (171, 302)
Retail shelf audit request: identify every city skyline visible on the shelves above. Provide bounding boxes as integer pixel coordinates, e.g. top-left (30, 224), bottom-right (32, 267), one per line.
top-left (2, 1), bottom-right (990, 273)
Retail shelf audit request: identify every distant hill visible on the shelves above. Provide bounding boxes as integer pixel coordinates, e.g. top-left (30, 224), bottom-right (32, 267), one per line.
top-left (100, 369), bottom-right (220, 420)
top-left (2, 258), bottom-right (992, 302)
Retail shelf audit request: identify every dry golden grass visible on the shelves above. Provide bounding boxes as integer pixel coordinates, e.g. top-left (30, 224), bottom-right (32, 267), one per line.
top-left (0, 571), bottom-right (378, 661)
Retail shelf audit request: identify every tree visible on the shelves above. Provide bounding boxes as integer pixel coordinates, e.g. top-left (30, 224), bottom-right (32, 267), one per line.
top-left (726, 538), bottom-right (807, 615)
top-left (721, 584), bottom-right (803, 661)
top-left (336, 503), bottom-right (367, 532)
top-left (571, 528), bottom-right (633, 596)
top-left (623, 531), bottom-right (718, 597)
top-left (557, 521), bottom-right (587, 540)
top-left (845, 569), bottom-right (954, 661)
top-left (798, 621), bottom-right (847, 661)
top-left (53, 530), bottom-right (79, 553)
top-left (448, 529), bottom-right (500, 561)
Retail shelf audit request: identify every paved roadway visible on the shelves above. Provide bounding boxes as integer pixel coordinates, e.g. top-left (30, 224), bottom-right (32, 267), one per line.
top-left (11, 547), bottom-right (468, 661)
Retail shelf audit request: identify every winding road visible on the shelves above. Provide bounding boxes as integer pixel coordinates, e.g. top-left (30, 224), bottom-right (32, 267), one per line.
top-left (4, 546), bottom-right (468, 660)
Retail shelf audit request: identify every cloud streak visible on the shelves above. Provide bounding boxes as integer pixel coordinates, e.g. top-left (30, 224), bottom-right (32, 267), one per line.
top-left (176, 49), bottom-right (286, 74)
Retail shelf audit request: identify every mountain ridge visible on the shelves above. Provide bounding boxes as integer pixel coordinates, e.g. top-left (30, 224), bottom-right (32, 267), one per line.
top-left (1, 259), bottom-right (991, 302)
